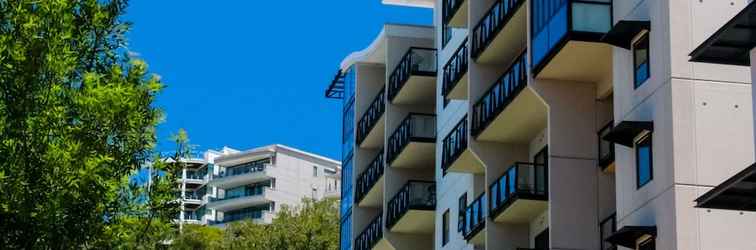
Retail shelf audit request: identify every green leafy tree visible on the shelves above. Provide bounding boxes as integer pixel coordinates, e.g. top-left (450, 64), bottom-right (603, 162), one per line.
top-left (0, 0), bottom-right (179, 248)
top-left (171, 224), bottom-right (224, 250)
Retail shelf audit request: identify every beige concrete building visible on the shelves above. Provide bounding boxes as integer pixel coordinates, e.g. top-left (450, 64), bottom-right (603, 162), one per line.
top-left (328, 0), bottom-right (756, 249)
top-left (174, 144), bottom-right (340, 228)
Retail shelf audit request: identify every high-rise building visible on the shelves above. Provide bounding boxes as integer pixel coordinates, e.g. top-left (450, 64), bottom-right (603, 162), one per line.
top-left (174, 144), bottom-right (341, 228)
top-left (327, 0), bottom-right (756, 249)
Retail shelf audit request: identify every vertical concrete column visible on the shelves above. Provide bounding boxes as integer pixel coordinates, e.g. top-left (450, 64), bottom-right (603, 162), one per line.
top-left (751, 48), bottom-right (756, 157)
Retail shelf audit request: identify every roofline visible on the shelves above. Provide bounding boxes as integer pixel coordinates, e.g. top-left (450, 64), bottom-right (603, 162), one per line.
top-left (214, 144), bottom-right (341, 169)
top-left (339, 23), bottom-right (435, 71)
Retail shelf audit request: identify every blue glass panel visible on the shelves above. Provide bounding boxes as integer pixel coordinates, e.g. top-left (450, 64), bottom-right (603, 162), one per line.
top-left (637, 144), bottom-right (651, 185)
top-left (571, 2), bottom-right (611, 33)
top-left (548, 5), bottom-right (568, 52)
top-left (340, 212), bottom-right (352, 250)
top-left (635, 62), bottom-right (649, 88)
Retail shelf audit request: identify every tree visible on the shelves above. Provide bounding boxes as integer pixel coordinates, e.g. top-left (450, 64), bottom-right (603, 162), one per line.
top-left (0, 0), bottom-right (175, 248)
top-left (171, 224), bottom-right (224, 250)
top-left (221, 198), bottom-right (340, 250)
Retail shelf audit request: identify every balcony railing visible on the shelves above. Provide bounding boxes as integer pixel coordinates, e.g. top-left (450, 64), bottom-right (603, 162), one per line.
top-left (442, 0), bottom-right (465, 24)
top-left (442, 116), bottom-right (468, 172)
top-left (210, 186), bottom-right (268, 202)
top-left (471, 0), bottom-right (525, 59)
top-left (355, 213), bottom-right (383, 250)
top-left (210, 210), bottom-right (269, 225)
top-left (531, 0), bottom-right (612, 72)
top-left (386, 113), bottom-right (437, 165)
top-left (355, 150), bottom-right (385, 204)
top-left (442, 39), bottom-right (469, 98)
top-left (184, 192), bottom-right (202, 200)
top-left (356, 89), bottom-right (386, 145)
top-left (184, 170), bottom-right (205, 180)
top-left (386, 181), bottom-right (436, 229)
top-left (387, 48), bottom-right (437, 102)
top-left (463, 192), bottom-right (487, 240)
top-left (471, 51), bottom-right (527, 137)
top-left (598, 122), bottom-right (615, 169)
top-left (489, 162), bottom-right (548, 218)
top-left (214, 161), bottom-right (269, 179)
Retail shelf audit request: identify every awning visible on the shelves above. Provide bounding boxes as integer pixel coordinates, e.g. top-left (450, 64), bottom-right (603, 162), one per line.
top-left (602, 121), bottom-right (653, 147)
top-left (605, 226), bottom-right (657, 249)
top-left (695, 163), bottom-right (756, 211)
top-left (689, 1), bottom-right (756, 66)
top-left (602, 20), bottom-right (651, 49)
top-left (325, 69), bottom-right (345, 99)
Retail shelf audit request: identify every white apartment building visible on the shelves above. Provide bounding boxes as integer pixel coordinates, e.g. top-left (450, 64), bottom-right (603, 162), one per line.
top-left (174, 144), bottom-right (341, 228)
top-left (327, 0), bottom-right (756, 250)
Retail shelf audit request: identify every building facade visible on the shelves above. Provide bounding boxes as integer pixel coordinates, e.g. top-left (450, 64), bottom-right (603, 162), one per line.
top-left (174, 144), bottom-right (341, 228)
top-left (328, 0), bottom-right (756, 250)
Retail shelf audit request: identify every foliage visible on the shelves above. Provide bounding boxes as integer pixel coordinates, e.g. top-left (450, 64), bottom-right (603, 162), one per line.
top-left (171, 224), bottom-right (224, 250)
top-left (0, 0), bottom-right (180, 248)
top-left (173, 198), bottom-right (340, 250)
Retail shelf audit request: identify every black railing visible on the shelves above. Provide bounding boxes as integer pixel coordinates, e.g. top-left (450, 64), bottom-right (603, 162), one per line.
top-left (386, 181), bottom-right (436, 229)
top-left (210, 186), bottom-right (268, 202)
top-left (386, 113), bottom-right (437, 165)
top-left (356, 89), bottom-right (386, 145)
top-left (489, 162), bottom-right (548, 219)
top-left (598, 121), bottom-right (615, 169)
top-left (442, 116), bottom-right (468, 172)
top-left (388, 48), bottom-right (437, 102)
top-left (463, 192), bottom-right (486, 240)
top-left (210, 209), bottom-right (268, 225)
top-left (442, 39), bottom-right (469, 98)
top-left (471, 0), bottom-right (525, 59)
top-left (213, 161), bottom-right (269, 179)
top-left (355, 213), bottom-right (383, 250)
top-left (471, 51), bottom-right (527, 137)
top-left (355, 150), bottom-right (385, 204)
top-left (442, 0), bottom-right (465, 24)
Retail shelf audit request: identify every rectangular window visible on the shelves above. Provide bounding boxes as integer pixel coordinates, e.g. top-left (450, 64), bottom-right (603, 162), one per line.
top-left (636, 133), bottom-right (653, 188)
top-left (442, 209), bottom-right (450, 246)
top-left (633, 33), bottom-right (650, 89)
top-left (313, 166), bottom-right (318, 177)
top-left (600, 214), bottom-right (617, 250)
top-left (457, 193), bottom-right (467, 232)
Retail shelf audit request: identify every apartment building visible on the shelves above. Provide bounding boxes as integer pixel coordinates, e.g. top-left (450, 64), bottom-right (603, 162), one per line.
top-left (174, 144), bottom-right (341, 228)
top-left (327, 0), bottom-right (756, 250)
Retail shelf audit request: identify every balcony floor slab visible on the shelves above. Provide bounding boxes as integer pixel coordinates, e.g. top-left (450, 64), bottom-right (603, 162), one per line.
top-left (360, 115), bottom-right (386, 149)
top-left (476, 88), bottom-right (547, 143)
top-left (536, 41), bottom-right (612, 83)
top-left (475, 4), bottom-right (527, 65)
top-left (446, 149), bottom-right (484, 174)
top-left (493, 199), bottom-right (547, 224)
top-left (389, 210), bottom-right (435, 234)
top-left (392, 75), bottom-right (436, 105)
top-left (358, 176), bottom-right (384, 208)
top-left (390, 142), bottom-right (435, 168)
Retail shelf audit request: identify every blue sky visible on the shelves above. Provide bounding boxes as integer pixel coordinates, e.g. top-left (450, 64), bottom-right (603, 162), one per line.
top-left (125, 1), bottom-right (432, 160)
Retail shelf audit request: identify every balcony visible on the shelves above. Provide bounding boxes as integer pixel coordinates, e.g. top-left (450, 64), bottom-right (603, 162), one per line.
top-left (356, 151), bottom-right (385, 208)
top-left (489, 162), bottom-right (548, 223)
top-left (471, 0), bottom-right (527, 64)
top-left (387, 48), bottom-right (437, 105)
top-left (356, 89), bottom-right (386, 148)
top-left (443, 0), bottom-right (467, 27)
top-left (209, 164), bottom-right (275, 189)
top-left (386, 181), bottom-right (436, 234)
top-left (355, 213), bottom-right (385, 250)
top-left (210, 210), bottom-right (274, 226)
top-left (178, 170), bottom-right (207, 186)
top-left (183, 192), bottom-right (203, 208)
top-left (531, 0), bottom-right (613, 81)
top-left (442, 39), bottom-right (469, 100)
top-left (442, 116), bottom-right (484, 174)
top-left (207, 187), bottom-right (277, 212)
top-left (598, 122), bottom-right (615, 172)
top-left (472, 52), bottom-right (546, 143)
top-left (463, 192), bottom-right (486, 246)
top-left (386, 113), bottom-right (436, 168)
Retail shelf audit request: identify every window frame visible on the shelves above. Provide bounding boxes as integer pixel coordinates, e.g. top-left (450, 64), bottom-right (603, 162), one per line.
top-left (457, 193), bottom-right (467, 233)
top-left (632, 32), bottom-right (650, 89)
top-left (313, 166), bottom-right (318, 177)
top-left (635, 133), bottom-right (653, 189)
top-left (442, 209), bottom-right (450, 246)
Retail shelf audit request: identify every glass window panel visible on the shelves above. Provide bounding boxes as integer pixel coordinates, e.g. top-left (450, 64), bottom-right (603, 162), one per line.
top-left (636, 134), bottom-right (653, 188)
top-left (572, 3), bottom-right (611, 33)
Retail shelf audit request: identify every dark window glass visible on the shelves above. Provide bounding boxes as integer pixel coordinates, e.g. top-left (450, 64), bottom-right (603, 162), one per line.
top-left (442, 210), bottom-right (450, 246)
top-left (457, 193), bottom-right (467, 232)
top-left (599, 214), bottom-right (617, 250)
top-left (639, 237), bottom-right (655, 250)
top-left (535, 228), bottom-right (549, 249)
top-left (313, 166), bottom-right (318, 177)
top-left (636, 134), bottom-right (653, 188)
top-left (633, 33), bottom-right (650, 89)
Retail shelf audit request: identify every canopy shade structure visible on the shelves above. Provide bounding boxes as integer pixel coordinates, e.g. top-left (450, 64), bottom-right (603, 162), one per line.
top-left (602, 121), bottom-right (653, 147)
top-left (689, 1), bottom-right (756, 66)
top-left (605, 226), bottom-right (657, 249)
top-left (696, 163), bottom-right (756, 211)
top-left (602, 20), bottom-right (651, 49)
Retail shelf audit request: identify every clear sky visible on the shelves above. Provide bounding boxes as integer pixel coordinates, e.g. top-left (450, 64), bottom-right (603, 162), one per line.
top-left (124, 1), bottom-right (432, 160)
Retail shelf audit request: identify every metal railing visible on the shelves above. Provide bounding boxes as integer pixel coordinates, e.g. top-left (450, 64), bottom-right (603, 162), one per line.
top-left (386, 181), bottom-right (436, 229)
top-left (387, 48), bottom-right (437, 102)
top-left (213, 162), bottom-right (269, 179)
top-left (355, 213), bottom-right (383, 250)
top-left (463, 192), bottom-right (486, 240)
top-left (386, 113), bottom-right (437, 165)
top-left (210, 186), bottom-right (269, 202)
top-left (489, 162), bottom-right (548, 218)
top-left (442, 39), bottom-right (469, 98)
top-left (442, 0), bottom-right (466, 24)
top-left (471, 0), bottom-right (525, 59)
top-left (471, 51), bottom-right (527, 137)
top-left (356, 89), bottom-right (386, 145)
top-left (442, 116), bottom-right (468, 172)
top-left (355, 150), bottom-right (385, 204)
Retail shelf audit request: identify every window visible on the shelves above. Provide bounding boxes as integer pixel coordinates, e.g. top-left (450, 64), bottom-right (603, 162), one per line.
top-left (636, 133), bottom-right (653, 188)
top-left (600, 214), bottom-right (617, 250)
top-left (442, 209), bottom-right (450, 246)
top-left (457, 193), bottom-right (467, 232)
top-left (313, 166), bottom-right (318, 177)
top-left (633, 33), bottom-right (650, 89)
